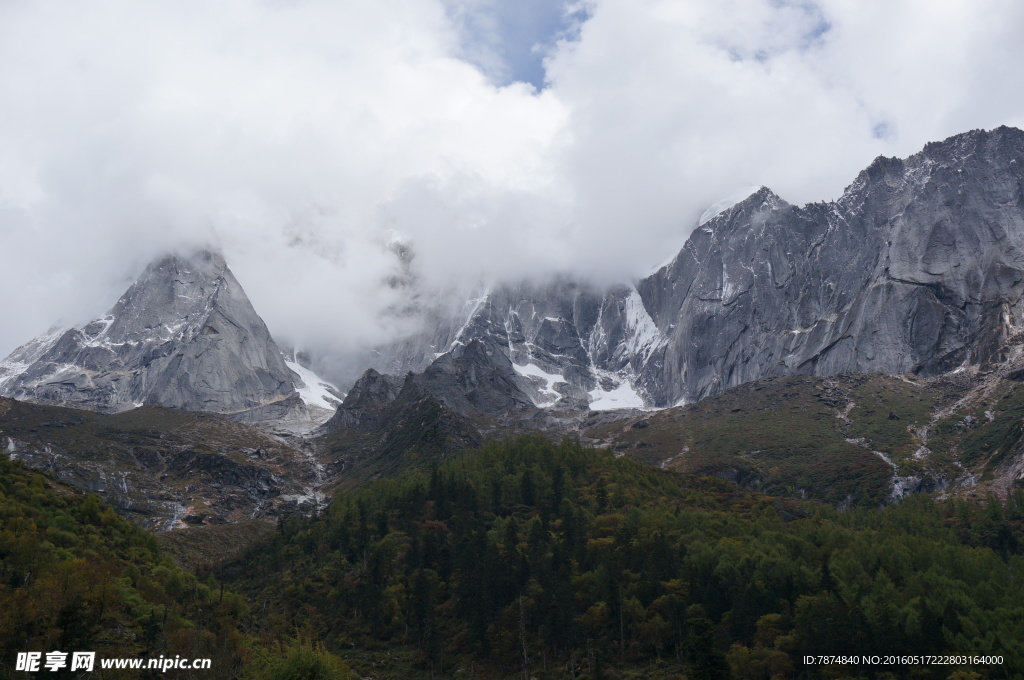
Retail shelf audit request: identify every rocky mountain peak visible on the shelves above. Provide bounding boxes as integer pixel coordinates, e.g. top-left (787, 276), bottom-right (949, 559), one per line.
top-left (412, 339), bottom-right (535, 416)
top-left (637, 125), bottom-right (1024, 405)
top-left (91, 250), bottom-right (234, 348)
top-left (697, 185), bottom-right (783, 230)
top-left (324, 368), bottom-right (405, 431)
top-left (0, 249), bottom-right (316, 421)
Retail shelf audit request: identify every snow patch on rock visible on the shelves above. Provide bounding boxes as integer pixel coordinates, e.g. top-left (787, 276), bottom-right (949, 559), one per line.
top-left (285, 359), bottom-right (343, 412)
top-left (622, 287), bottom-right (667, 362)
top-left (589, 370), bottom-right (646, 411)
top-left (0, 326), bottom-right (67, 390)
top-left (513, 362), bottom-right (565, 406)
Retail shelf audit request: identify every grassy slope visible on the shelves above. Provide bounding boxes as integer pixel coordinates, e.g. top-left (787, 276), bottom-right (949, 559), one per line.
top-left (319, 371), bottom-right (1024, 509)
top-left (585, 374), bottom-right (959, 506)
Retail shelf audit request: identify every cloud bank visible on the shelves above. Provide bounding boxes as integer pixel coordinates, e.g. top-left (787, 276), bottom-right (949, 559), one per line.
top-left (2, 0), bottom-right (1024, 379)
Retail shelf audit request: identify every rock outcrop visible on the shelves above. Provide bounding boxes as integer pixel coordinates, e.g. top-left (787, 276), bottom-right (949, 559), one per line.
top-left (317, 344), bottom-right (526, 483)
top-left (0, 397), bottom-right (326, 530)
top-left (325, 368), bottom-right (405, 431)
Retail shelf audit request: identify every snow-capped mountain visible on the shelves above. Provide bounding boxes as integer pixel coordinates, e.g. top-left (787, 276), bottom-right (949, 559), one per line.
top-left (364, 126), bottom-right (1024, 409)
top-left (5, 127), bottom-right (1024, 419)
top-left (0, 250), bottom-right (340, 423)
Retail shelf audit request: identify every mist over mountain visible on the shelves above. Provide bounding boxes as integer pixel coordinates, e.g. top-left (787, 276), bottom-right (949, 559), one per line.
top-left (5, 126), bottom-right (1024, 419)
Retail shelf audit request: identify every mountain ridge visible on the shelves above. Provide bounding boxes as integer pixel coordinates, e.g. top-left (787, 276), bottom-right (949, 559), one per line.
top-left (3, 127), bottom-right (1024, 431)
top-left (360, 126), bottom-right (1024, 409)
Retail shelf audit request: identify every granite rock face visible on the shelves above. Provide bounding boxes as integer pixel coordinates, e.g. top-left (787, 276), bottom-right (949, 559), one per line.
top-left (0, 250), bottom-right (305, 420)
top-left (638, 126), bottom-right (1024, 404)
top-left (369, 126), bottom-right (1024, 408)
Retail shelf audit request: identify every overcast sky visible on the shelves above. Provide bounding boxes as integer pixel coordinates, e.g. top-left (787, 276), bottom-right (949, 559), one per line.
top-left (2, 0), bottom-right (1024, 370)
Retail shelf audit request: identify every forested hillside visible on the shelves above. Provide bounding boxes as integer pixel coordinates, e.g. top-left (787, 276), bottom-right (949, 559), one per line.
top-left (0, 457), bottom-right (251, 679)
top-left (221, 436), bottom-right (1024, 679)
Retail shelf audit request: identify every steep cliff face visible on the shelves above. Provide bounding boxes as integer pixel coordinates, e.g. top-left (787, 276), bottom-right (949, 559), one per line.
top-left (639, 126), bottom-right (1024, 404)
top-left (443, 282), bottom-right (661, 409)
top-left (0, 250), bottom-right (310, 420)
top-left (368, 127), bottom-right (1024, 409)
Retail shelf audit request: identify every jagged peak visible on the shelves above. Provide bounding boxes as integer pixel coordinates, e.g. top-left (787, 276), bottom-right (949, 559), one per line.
top-left (697, 185), bottom-right (785, 233)
top-left (918, 125), bottom-right (1024, 158)
top-left (103, 250), bottom-right (241, 345)
top-left (139, 248), bottom-right (229, 280)
top-left (699, 185), bottom-right (768, 226)
top-left (842, 125), bottom-right (1024, 199)
top-left (643, 187), bottom-right (785, 277)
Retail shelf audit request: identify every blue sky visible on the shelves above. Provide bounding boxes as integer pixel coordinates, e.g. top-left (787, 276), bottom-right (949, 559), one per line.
top-left (445, 0), bottom-right (589, 88)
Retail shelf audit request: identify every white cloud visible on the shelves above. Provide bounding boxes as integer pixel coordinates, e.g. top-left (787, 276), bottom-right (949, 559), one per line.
top-left (540, 0), bottom-right (1024, 278)
top-left (0, 0), bottom-right (566, 362)
top-left (1, 0), bottom-right (1023, 385)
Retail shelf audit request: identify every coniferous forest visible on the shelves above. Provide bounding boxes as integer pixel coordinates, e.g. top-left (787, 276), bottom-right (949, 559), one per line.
top-left (217, 436), bottom-right (1024, 679)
